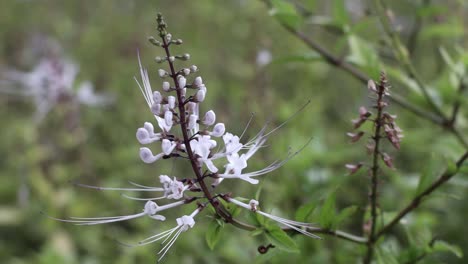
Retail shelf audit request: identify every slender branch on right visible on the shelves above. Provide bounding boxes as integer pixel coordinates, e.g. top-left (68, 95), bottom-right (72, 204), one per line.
top-left (376, 151), bottom-right (468, 238)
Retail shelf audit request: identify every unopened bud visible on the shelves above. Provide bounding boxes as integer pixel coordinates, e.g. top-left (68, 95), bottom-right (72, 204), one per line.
top-left (158, 69), bottom-right (167, 78)
top-left (203, 110), bottom-right (216, 126)
top-left (188, 114), bottom-right (198, 130)
top-left (211, 123), bottom-right (225, 137)
top-left (153, 91), bottom-right (162, 104)
top-left (193, 77), bottom-right (203, 87)
top-left (162, 81), bottom-right (171, 91)
top-left (148, 36), bottom-right (162, 46)
top-left (195, 90), bottom-right (206, 102)
top-left (178, 76), bottom-right (187, 88)
top-left (190, 65), bottom-right (198, 72)
top-left (167, 96), bottom-right (176, 109)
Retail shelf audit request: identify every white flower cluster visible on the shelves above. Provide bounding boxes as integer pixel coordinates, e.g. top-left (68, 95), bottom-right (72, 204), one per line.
top-left (51, 14), bottom-right (318, 262)
top-left (1, 56), bottom-right (113, 122)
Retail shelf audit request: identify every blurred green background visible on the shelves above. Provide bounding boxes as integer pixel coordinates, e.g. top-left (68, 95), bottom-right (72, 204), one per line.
top-left (1, 0), bottom-right (467, 263)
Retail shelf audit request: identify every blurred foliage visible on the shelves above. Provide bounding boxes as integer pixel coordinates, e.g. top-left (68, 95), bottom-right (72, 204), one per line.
top-left (1, 0), bottom-right (467, 263)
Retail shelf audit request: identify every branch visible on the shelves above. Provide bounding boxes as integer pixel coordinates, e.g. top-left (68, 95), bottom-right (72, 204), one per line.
top-left (374, 0), bottom-right (446, 119)
top-left (363, 75), bottom-right (387, 264)
top-left (276, 20), bottom-right (445, 127)
top-left (376, 151), bottom-right (468, 237)
top-left (449, 78), bottom-right (466, 125)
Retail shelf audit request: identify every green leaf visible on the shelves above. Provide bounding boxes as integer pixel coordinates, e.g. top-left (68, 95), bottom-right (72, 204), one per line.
top-left (334, 205), bottom-right (357, 228)
top-left (332, 0), bottom-right (349, 27)
top-left (415, 153), bottom-right (445, 197)
top-left (295, 200), bottom-right (318, 222)
top-left (269, 0), bottom-right (302, 29)
top-left (347, 35), bottom-right (381, 79)
top-left (421, 21), bottom-right (464, 39)
top-left (375, 247), bottom-right (399, 264)
top-left (318, 191), bottom-right (337, 229)
top-left (265, 225), bottom-right (299, 253)
top-left (250, 228), bottom-right (264, 237)
top-left (431, 240), bottom-right (463, 258)
top-left (205, 221), bottom-right (224, 250)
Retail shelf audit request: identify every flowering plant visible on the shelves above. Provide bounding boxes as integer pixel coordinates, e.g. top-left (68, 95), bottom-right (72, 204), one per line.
top-left (50, 13), bottom-right (320, 261)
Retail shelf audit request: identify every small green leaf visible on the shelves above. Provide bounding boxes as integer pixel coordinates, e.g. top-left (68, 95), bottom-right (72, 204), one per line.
top-left (431, 240), bottom-right (463, 258)
top-left (269, 0), bottom-right (302, 29)
top-left (332, 0), bottom-right (349, 27)
top-left (265, 225), bottom-right (299, 253)
top-left (295, 200), bottom-right (318, 222)
top-left (347, 35), bottom-right (380, 79)
top-left (205, 221), bottom-right (224, 250)
top-left (334, 205), bottom-right (357, 228)
top-left (318, 191), bottom-right (337, 229)
top-left (250, 228), bottom-right (264, 237)
top-left (415, 153), bottom-right (444, 197)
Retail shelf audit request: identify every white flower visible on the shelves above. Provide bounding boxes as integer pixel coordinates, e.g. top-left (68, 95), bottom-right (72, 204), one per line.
top-left (228, 198), bottom-right (320, 239)
top-left (47, 200), bottom-right (187, 226)
top-left (133, 208), bottom-right (200, 261)
top-left (223, 133), bottom-right (243, 155)
top-left (190, 135), bottom-right (218, 173)
top-left (161, 139), bottom-right (177, 155)
top-left (153, 91), bottom-right (162, 104)
top-left (135, 54), bottom-right (172, 132)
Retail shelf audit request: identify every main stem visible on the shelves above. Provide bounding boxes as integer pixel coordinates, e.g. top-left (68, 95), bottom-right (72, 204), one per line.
top-left (364, 81), bottom-right (385, 264)
top-left (160, 36), bottom-right (257, 231)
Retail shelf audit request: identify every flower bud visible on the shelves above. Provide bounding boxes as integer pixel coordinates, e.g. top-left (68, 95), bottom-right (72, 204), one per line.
top-left (165, 33), bottom-right (172, 42)
top-left (162, 81), bottom-right (170, 91)
top-left (158, 69), bottom-right (167, 78)
top-left (151, 103), bottom-right (161, 115)
top-left (181, 88), bottom-right (186, 97)
top-left (188, 114), bottom-right (198, 130)
top-left (182, 53), bottom-right (190, 60)
top-left (136, 128), bottom-right (150, 144)
top-left (140, 147), bottom-right (161, 164)
top-left (178, 76), bottom-right (187, 88)
top-left (182, 68), bottom-right (190, 76)
top-left (193, 77), bottom-right (203, 87)
top-left (168, 56), bottom-right (175, 62)
top-left (148, 36), bottom-right (162, 46)
top-left (155, 56), bottom-right (163, 63)
top-left (167, 96), bottom-right (176, 109)
top-left (211, 123), bottom-right (225, 137)
top-left (190, 65), bottom-right (198, 72)
top-left (368, 80), bottom-right (377, 93)
top-left (186, 102), bottom-right (196, 113)
top-left (202, 110), bottom-right (216, 126)
top-left (162, 139), bottom-right (175, 155)
top-left (153, 91), bottom-right (162, 104)
top-left (195, 90), bottom-right (205, 102)
top-left (345, 163), bottom-right (363, 175)
top-left (164, 110), bottom-right (173, 127)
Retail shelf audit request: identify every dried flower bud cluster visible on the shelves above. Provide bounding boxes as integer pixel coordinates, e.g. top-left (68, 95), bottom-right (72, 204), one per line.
top-left (51, 13), bottom-right (319, 262)
top-left (346, 73), bottom-right (403, 174)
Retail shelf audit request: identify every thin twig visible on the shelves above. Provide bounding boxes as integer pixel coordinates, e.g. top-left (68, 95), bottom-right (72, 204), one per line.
top-left (376, 151), bottom-right (468, 237)
top-left (363, 76), bottom-right (387, 264)
top-left (276, 18), bottom-right (445, 127)
top-left (374, 0), bottom-right (445, 119)
top-left (449, 78), bottom-right (466, 125)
